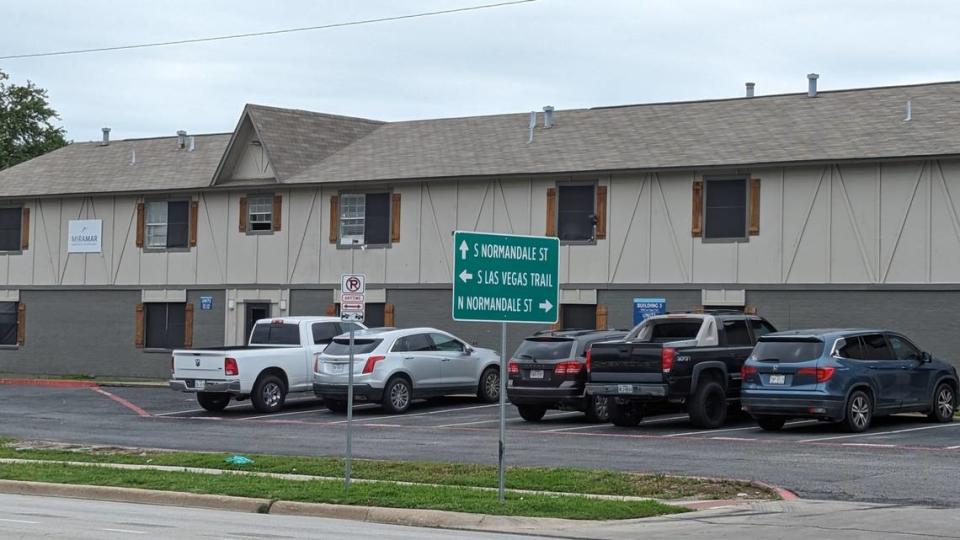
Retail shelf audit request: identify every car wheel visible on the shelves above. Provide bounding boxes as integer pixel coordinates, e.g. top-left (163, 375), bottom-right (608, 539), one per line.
top-left (324, 398), bottom-right (348, 413)
top-left (382, 377), bottom-right (412, 414)
top-left (609, 399), bottom-right (643, 427)
top-left (843, 389), bottom-right (873, 433)
top-left (584, 395), bottom-right (610, 423)
top-left (251, 374), bottom-right (286, 413)
top-left (477, 367), bottom-right (500, 403)
top-left (196, 392), bottom-right (230, 412)
top-left (928, 383), bottom-right (956, 423)
top-left (756, 416), bottom-right (787, 431)
top-left (517, 405), bottom-right (547, 422)
top-left (688, 380), bottom-right (728, 429)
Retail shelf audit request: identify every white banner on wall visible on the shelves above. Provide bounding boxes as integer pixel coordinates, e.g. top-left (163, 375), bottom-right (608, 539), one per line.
top-left (67, 219), bottom-right (103, 253)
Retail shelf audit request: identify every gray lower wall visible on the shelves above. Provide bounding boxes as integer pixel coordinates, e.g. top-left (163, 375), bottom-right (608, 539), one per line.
top-left (187, 289), bottom-right (225, 350)
top-left (290, 289), bottom-right (334, 316)
top-left (598, 289), bottom-right (702, 329)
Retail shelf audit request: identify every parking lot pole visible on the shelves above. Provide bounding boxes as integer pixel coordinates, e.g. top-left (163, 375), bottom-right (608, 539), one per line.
top-left (345, 327), bottom-right (354, 495)
top-left (498, 321), bottom-right (506, 502)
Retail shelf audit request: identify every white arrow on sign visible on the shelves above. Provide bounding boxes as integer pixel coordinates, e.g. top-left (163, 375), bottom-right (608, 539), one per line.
top-left (539, 299), bottom-right (553, 312)
top-left (459, 269), bottom-right (473, 283)
top-left (459, 240), bottom-right (469, 260)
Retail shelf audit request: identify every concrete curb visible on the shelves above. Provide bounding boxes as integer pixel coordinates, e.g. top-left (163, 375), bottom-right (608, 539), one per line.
top-left (0, 378), bottom-right (98, 388)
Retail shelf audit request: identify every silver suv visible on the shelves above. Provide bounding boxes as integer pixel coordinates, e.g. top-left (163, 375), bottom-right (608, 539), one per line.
top-left (313, 327), bottom-right (501, 414)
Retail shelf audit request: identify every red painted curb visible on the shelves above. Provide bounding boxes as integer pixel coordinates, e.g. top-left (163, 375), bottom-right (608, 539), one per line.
top-left (754, 481), bottom-right (799, 501)
top-left (0, 379), bottom-right (97, 388)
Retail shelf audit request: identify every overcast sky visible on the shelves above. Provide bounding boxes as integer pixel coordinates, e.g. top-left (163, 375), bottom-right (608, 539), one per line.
top-left (2, 0), bottom-right (958, 141)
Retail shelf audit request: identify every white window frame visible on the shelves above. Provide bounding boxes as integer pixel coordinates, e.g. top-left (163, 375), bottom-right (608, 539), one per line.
top-left (339, 193), bottom-right (366, 247)
top-left (145, 201), bottom-right (168, 249)
top-left (247, 195), bottom-right (273, 233)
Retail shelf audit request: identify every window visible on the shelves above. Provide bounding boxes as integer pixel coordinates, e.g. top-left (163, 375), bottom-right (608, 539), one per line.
top-left (557, 185), bottom-right (595, 242)
top-left (722, 319), bottom-right (753, 346)
top-left (561, 304), bottom-right (595, 330)
top-left (145, 201), bottom-right (189, 249)
top-left (340, 322), bottom-right (363, 334)
top-left (311, 322), bottom-right (341, 345)
top-left (753, 340), bottom-right (825, 363)
top-left (325, 338), bottom-right (382, 355)
top-left (888, 334), bottom-right (922, 361)
top-left (247, 195), bottom-right (273, 232)
top-left (515, 338), bottom-right (575, 360)
top-left (393, 333), bottom-right (434, 353)
top-left (860, 333), bottom-right (894, 360)
top-left (629, 319), bottom-right (702, 342)
top-left (250, 321), bottom-right (301, 346)
top-left (431, 333), bottom-right (465, 352)
top-left (340, 192), bottom-right (390, 246)
top-left (0, 208), bottom-right (22, 251)
top-left (0, 302), bottom-right (18, 345)
top-left (750, 319), bottom-right (777, 339)
top-left (704, 178), bottom-right (747, 240)
top-left (144, 303), bottom-right (185, 349)
top-left (835, 336), bottom-right (864, 359)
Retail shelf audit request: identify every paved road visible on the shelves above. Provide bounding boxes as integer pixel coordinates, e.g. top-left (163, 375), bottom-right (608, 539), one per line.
top-left (2, 385), bottom-right (960, 506)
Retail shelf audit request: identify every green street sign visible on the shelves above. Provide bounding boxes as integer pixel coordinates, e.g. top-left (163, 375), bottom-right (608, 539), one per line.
top-left (452, 231), bottom-right (559, 323)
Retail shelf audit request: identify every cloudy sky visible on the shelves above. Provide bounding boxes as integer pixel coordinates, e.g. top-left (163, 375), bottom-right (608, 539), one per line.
top-left (2, 0), bottom-right (958, 141)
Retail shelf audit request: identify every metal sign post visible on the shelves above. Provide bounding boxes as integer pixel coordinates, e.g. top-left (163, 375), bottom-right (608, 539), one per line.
top-left (451, 231), bottom-right (559, 503)
top-left (340, 272), bottom-right (366, 495)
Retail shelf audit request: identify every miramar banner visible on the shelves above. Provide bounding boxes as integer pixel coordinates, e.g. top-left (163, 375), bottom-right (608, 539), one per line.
top-left (67, 219), bottom-right (103, 253)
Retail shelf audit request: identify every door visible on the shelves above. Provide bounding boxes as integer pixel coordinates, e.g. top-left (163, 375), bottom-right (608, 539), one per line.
top-left (392, 333), bottom-right (442, 389)
top-left (859, 333), bottom-right (904, 411)
top-left (887, 333), bottom-right (933, 408)
top-left (244, 302), bottom-right (271, 343)
top-left (431, 333), bottom-right (475, 388)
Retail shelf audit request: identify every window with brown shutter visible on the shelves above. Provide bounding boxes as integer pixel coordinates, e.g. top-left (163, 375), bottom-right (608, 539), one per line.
top-left (329, 195), bottom-right (339, 243)
top-left (325, 303), bottom-right (337, 316)
top-left (691, 180), bottom-right (704, 237)
top-left (595, 304), bottom-right (608, 330)
top-left (238, 196), bottom-right (248, 232)
top-left (545, 188), bottom-right (557, 237)
top-left (384, 303), bottom-right (395, 327)
top-left (595, 186), bottom-right (607, 240)
top-left (391, 193), bottom-right (401, 243)
top-left (272, 195), bottom-right (282, 232)
top-left (135, 303), bottom-right (144, 348)
top-left (189, 201), bottom-right (198, 247)
top-left (136, 203), bottom-right (145, 247)
top-left (15, 303), bottom-right (25, 346)
top-left (19, 208), bottom-right (29, 250)
top-left (183, 303), bottom-right (194, 348)
top-left (748, 178), bottom-right (761, 236)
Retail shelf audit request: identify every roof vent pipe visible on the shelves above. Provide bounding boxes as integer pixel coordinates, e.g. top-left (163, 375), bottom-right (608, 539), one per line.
top-left (543, 106), bottom-right (555, 128)
top-left (807, 73), bottom-right (819, 97)
top-left (100, 127), bottom-right (111, 146)
top-left (177, 130), bottom-right (187, 149)
top-left (745, 82), bottom-right (755, 98)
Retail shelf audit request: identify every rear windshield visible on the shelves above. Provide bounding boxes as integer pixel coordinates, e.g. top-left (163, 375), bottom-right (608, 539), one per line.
top-left (325, 338), bottom-right (382, 355)
top-left (628, 319), bottom-right (702, 343)
top-left (752, 340), bottom-right (824, 363)
top-left (250, 322), bottom-right (301, 346)
top-left (514, 338), bottom-right (575, 360)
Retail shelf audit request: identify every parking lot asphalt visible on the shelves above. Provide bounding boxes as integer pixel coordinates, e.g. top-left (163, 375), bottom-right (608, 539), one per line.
top-left (2, 384), bottom-right (960, 506)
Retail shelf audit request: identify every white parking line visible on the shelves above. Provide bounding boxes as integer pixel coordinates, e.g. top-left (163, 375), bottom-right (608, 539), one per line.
top-left (328, 403), bottom-right (499, 424)
top-left (155, 397), bottom-right (323, 417)
top-left (710, 436), bottom-right (756, 441)
top-left (798, 422), bottom-right (960, 443)
top-left (100, 528), bottom-right (146, 535)
top-left (0, 518), bottom-right (40, 524)
top-left (543, 415), bottom-right (690, 433)
top-left (239, 408), bottom-right (333, 421)
top-left (842, 443), bottom-right (896, 448)
top-left (945, 445), bottom-right (960, 450)
top-left (435, 410), bottom-right (580, 428)
top-left (664, 420), bottom-right (816, 438)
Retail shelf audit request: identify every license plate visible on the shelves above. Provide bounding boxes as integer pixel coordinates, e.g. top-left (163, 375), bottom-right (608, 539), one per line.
top-left (769, 374), bottom-right (786, 385)
top-left (194, 379), bottom-right (205, 391)
top-left (328, 364), bottom-right (346, 375)
top-left (529, 369), bottom-right (544, 379)
top-left (617, 384), bottom-right (633, 394)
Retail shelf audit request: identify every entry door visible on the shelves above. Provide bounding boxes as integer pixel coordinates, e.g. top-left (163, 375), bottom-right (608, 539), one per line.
top-left (244, 302), bottom-right (271, 343)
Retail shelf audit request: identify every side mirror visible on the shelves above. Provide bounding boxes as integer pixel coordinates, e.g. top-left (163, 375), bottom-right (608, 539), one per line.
top-left (464, 347), bottom-right (474, 355)
top-left (921, 351), bottom-right (933, 363)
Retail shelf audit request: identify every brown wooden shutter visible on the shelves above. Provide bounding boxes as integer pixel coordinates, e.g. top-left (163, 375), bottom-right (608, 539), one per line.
top-left (384, 303), bottom-right (395, 327)
top-left (329, 195), bottom-right (339, 243)
top-left (272, 194), bottom-right (282, 232)
top-left (748, 177), bottom-right (761, 236)
top-left (189, 200), bottom-right (199, 247)
top-left (325, 303), bottom-right (337, 316)
top-left (19, 207), bottom-right (29, 250)
top-left (16, 303), bottom-right (25, 346)
top-left (546, 187), bottom-right (557, 237)
top-left (183, 303), bottom-right (194, 348)
top-left (391, 193), bottom-right (401, 243)
top-left (595, 185), bottom-right (607, 240)
top-left (691, 179), bottom-right (704, 237)
top-left (595, 304), bottom-right (608, 330)
top-left (136, 203), bottom-right (145, 247)
top-left (238, 196), bottom-right (248, 233)
top-left (135, 303), bottom-right (145, 348)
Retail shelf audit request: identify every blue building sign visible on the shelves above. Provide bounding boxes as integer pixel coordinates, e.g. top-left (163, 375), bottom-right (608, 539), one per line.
top-left (199, 296), bottom-right (214, 311)
top-left (633, 298), bottom-right (666, 325)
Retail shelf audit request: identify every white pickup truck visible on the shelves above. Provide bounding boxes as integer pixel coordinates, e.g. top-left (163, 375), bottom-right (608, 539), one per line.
top-left (169, 316), bottom-right (366, 413)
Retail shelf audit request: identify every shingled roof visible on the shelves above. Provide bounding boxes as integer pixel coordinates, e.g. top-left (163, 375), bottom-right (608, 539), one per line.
top-left (2, 80), bottom-right (960, 197)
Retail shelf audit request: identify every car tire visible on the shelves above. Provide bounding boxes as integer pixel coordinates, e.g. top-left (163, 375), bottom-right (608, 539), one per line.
top-left (382, 377), bottom-right (412, 414)
top-left (251, 374), bottom-right (286, 413)
top-left (584, 395), bottom-right (611, 423)
top-left (842, 389), bottom-right (873, 433)
top-left (927, 383), bottom-right (956, 423)
top-left (517, 405), bottom-right (547, 422)
top-left (609, 399), bottom-right (643, 427)
top-left (477, 367), bottom-right (500, 403)
top-left (324, 398), bottom-right (348, 413)
top-left (755, 416), bottom-right (787, 431)
top-left (196, 392), bottom-right (230, 412)
top-left (688, 380), bottom-right (728, 429)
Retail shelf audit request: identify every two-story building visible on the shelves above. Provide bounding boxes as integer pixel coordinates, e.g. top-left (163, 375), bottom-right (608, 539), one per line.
top-left (1, 79), bottom-right (959, 378)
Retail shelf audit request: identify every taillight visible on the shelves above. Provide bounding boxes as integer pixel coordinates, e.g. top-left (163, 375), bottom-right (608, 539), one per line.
top-left (553, 360), bottom-right (584, 376)
top-left (797, 366), bottom-right (836, 383)
top-left (661, 347), bottom-right (675, 373)
top-left (224, 357), bottom-right (238, 376)
top-left (508, 360), bottom-right (520, 375)
top-left (585, 349), bottom-right (592, 372)
top-left (362, 355), bottom-right (386, 374)
top-left (741, 365), bottom-right (758, 380)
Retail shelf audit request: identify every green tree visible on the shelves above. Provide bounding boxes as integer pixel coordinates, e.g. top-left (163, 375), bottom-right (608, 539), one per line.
top-left (0, 69), bottom-right (67, 170)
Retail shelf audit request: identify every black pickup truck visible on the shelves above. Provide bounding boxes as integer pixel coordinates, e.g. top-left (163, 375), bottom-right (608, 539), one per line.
top-left (585, 312), bottom-right (777, 428)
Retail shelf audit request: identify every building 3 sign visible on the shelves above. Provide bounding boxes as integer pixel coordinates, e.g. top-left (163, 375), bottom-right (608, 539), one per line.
top-left (67, 219), bottom-right (103, 253)
top-left (452, 231), bottom-right (559, 324)
top-left (633, 298), bottom-right (667, 325)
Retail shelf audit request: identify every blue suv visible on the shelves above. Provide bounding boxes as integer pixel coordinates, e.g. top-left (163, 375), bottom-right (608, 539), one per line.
top-left (741, 329), bottom-right (958, 432)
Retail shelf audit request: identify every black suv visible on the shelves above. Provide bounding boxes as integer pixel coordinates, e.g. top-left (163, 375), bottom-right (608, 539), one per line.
top-left (507, 329), bottom-right (628, 422)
